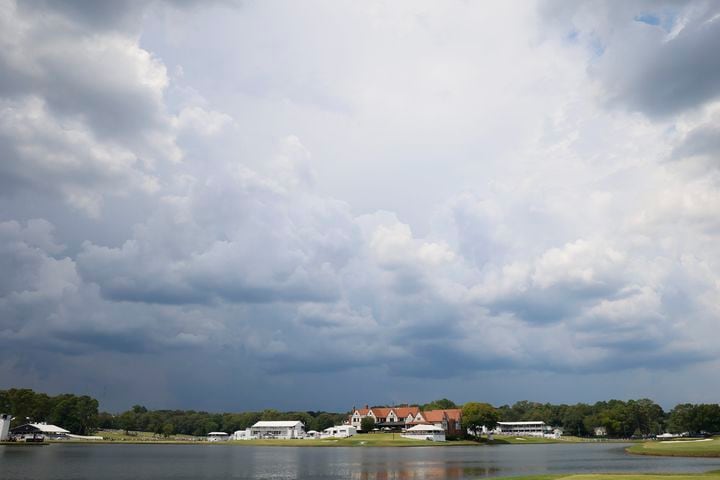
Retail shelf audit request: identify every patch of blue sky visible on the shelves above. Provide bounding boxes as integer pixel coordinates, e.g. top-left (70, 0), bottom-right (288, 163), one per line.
top-left (634, 10), bottom-right (678, 33)
top-left (564, 29), bottom-right (579, 43)
top-left (635, 13), bottom-right (661, 26)
top-left (588, 35), bottom-right (605, 58)
top-left (562, 29), bottom-right (604, 59)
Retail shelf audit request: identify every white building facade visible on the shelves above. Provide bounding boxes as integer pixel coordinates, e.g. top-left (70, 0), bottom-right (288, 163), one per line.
top-left (250, 421), bottom-right (305, 439)
top-left (495, 421), bottom-right (551, 437)
top-left (0, 414), bottom-right (12, 441)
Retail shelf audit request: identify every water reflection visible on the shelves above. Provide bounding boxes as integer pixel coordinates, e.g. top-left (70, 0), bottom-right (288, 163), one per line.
top-left (351, 465), bottom-right (501, 480)
top-left (2, 443), bottom-right (720, 480)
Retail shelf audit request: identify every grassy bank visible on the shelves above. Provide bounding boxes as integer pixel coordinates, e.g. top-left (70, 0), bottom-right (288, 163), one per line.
top-left (0, 441), bottom-right (49, 446)
top-left (501, 473), bottom-right (720, 480)
top-left (41, 430), bottom-right (603, 447)
top-left (627, 438), bottom-right (720, 457)
top-left (49, 431), bottom-right (582, 447)
top-left (95, 429), bottom-right (202, 442)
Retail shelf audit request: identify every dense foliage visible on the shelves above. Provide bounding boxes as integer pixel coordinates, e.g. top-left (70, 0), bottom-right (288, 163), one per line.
top-left (495, 399), bottom-right (720, 437)
top-left (99, 405), bottom-right (348, 437)
top-left (462, 402), bottom-right (499, 439)
top-left (360, 416), bottom-right (376, 432)
top-left (3, 389), bottom-right (719, 438)
top-left (0, 388), bottom-right (99, 435)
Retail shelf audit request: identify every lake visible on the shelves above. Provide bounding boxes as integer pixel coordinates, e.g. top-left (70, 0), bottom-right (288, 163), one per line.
top-left (2, 443), bottom-right (720, 479)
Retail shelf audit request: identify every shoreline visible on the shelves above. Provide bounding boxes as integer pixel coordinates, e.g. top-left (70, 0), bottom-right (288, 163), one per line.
top-left (16, 436), bottom-right (613, 448)
top-left (626, 438), bottom-right (720, 458)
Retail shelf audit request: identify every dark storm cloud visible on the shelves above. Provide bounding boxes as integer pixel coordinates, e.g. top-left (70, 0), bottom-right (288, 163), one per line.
top-left (541, 0), bottom-right (720, 118)
top-left (606, 15), bottom-right (720, 117)
top-left (75, 160), bottom-right (357, 306)
top-left (391, 344), bottom-right (516, 378)
top-left (17, 0), bottom-right (149, 31)
top-left (579, 348), bottom-right (713, 374)
top-left (0, 0), bottom-right (180, 217)
top-left (0, 2), bottom-right (170, 138)
top-left (487, 282), bottom-right (620, 325)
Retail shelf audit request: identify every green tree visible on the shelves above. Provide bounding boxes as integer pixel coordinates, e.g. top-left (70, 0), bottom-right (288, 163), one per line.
top-left (626, 399), bottom-right (664, 437)
top-left (422, 399), bottom-right (457, 410)
top-left (46, 394), bottom-right (98, 435)
top-left (311, 413), bottom-right (336, 432)
top-left (360, 416), bottom-right (376, 432)
top-left (118, 411), bottom-right (137, 434)
top-left (561, 403), bottom-right (591, 436)
top-left (461, 402), bottom-right (499, 440)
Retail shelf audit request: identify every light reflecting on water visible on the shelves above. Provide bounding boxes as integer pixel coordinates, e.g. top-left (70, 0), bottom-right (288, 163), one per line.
top-left (1, 443), bottom-right (719, 479)
top-left (349, 465), bottom-right (501, 479)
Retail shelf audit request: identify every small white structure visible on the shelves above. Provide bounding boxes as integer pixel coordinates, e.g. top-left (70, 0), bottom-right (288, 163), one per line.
top-left (232, 429), bottom-right (253, 440)
top-left (496, 421), bottom-right (550, 437)
top-left (250, 421), bottom-right (305, 439)
top-left (401, 424), bottom-right (446, 442)
top-left (305, 430), bottom-right (320, 438)
top-left (0, 414), bottom-right (12, 441)
top-left (11, 422), bottom-right (70, 440)
top-left (322, 425), bottom-right (356, 438)
top-left (207, 432), bottom-right (229, 442)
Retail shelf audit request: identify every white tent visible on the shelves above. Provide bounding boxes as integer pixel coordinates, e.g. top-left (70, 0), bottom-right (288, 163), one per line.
top-left (207, 432), bottom-right (229, 442)
top-left (402, 424), bottom-right (446, 442)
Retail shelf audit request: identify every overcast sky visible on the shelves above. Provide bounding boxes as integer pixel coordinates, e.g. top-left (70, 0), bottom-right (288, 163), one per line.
top-left (2, 0), bottom-right (720, 413)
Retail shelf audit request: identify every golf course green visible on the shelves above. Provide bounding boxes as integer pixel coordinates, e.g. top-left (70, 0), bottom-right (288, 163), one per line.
top-left (627, 438), bottom-right (720, 457)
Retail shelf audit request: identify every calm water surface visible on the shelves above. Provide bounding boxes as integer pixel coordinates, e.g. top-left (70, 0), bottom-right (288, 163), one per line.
top-left (2, 443), bottom-right (720, 480)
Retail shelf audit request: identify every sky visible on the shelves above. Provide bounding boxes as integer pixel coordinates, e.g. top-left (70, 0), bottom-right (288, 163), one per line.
top-left (1, 0), bottom-right (720, 413)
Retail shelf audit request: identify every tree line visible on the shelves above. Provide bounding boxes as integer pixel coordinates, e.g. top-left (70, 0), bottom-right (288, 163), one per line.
top-left (2, 389), bottom-right (719, 438)
top-left (98, 405), bottom-right (348, 437)
top-left (0, 388), bottom-right (99, 435)
top-left (470, 399), bottom-right (720, 438)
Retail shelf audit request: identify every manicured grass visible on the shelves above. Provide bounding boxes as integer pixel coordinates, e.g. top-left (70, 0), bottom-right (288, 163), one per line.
top-left (62, 429), bottom-right (204, 443)
top-left (627, 438), bottom-right (720, 457)
top-left (0, 441), bottom-right (49, 446)
top-left (490, 435), bottom-right (587, 444)
top-left (499, 474), bottom-right (720, 480)
top-left (54, 430), bottom-right (600, 447)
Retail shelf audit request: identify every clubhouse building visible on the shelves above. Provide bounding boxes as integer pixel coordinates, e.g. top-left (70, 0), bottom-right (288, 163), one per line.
top-left (349, 405), bottom-right (463, 437)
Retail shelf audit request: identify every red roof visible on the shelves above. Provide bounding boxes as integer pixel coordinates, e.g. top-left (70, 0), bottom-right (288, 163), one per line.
top-left (420, 410), bottom-right (447, 422)
top-left (443, 409), bottom-right (462, 421)
top-left (372, 407), bottom-right (392, 418)
top-left (393, 406), bottom-right (420, 418)
top-left (408, 409), bottom-right (463, 425)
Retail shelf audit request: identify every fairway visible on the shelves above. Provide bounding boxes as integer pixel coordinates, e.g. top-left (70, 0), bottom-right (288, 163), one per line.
top-left (505, 474), bottom-right (720, 480)
top-left (627, 438), bottom-right (720, 457)
top-left (81, 431), bottom-right (589, 446)
top-left (499, 471), bottom-right (720, 480)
